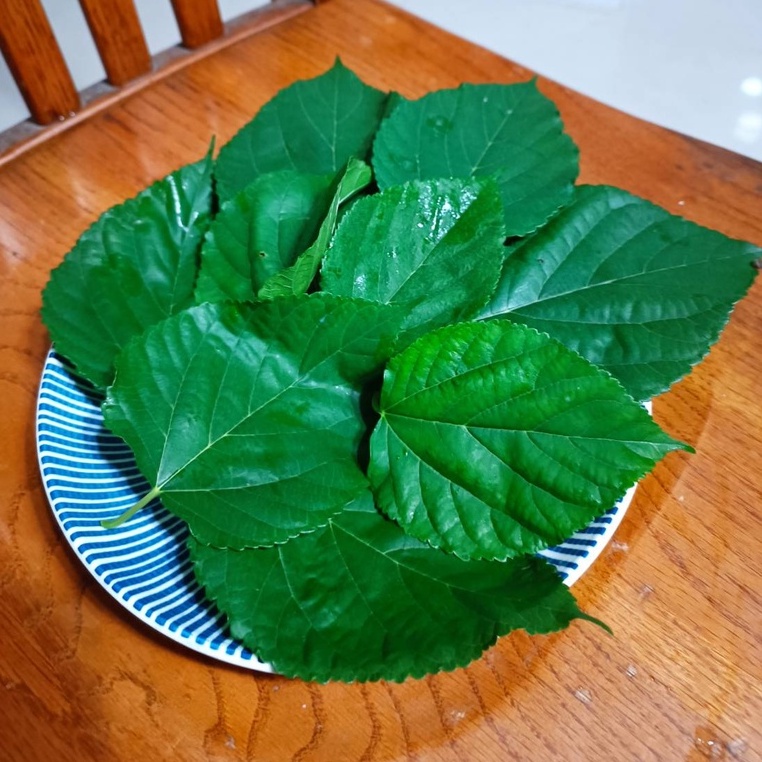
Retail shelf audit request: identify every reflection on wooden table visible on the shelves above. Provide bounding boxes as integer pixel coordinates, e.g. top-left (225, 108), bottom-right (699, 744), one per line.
top-left (0, 1), bottom-right (760, 760)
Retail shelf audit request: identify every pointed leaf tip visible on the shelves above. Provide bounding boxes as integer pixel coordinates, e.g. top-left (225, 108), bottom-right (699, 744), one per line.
top-left (215, 63), bottom-right (389, 202)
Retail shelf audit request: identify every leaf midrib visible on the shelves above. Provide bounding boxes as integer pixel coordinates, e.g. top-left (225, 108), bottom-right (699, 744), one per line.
top-left (155, 303), bottom-right (387, 490)
top-left (499, 216), bottom-right (739, 313)
top-left (332, 511), bottom-right (547, 600)
top-left (381, 187), bottom-right (484, 304)
top-left (384, 409), bottom-right (664, 448)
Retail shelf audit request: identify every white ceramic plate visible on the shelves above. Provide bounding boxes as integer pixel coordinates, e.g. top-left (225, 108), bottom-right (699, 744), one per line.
top-left (37, 350), bottom-right (636, 671)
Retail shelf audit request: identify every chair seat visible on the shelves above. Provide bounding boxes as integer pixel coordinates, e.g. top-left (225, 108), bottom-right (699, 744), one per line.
top-left (0, 1), bottom-right (760, 759)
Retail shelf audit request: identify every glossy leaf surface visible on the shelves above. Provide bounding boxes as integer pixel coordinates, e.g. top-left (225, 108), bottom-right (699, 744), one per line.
top-left (477, 185), bottom-right (762, 400)
top-left (42, 155), bottom-right (214, 388)
top-left (321, 178), bottom-right (505, 345)
top-left (215, 60), bottom-right (388, 202)
top-left (102, 296), bottom-right (403, 548)
top-left (372, 81), bottom-right (578, 236)
top-left (195, 170), bottom-right (334, 303)
top-left (259, 158), bottom-right (372, 299)
top-left (369, 321), bottom-right (686, 560)
top-left (190, 491), bottom-right (593, 682)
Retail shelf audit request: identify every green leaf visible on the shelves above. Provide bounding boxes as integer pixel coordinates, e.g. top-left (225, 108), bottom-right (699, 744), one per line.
top-left (372, 80), bottom-right (579, 236)
top-left (215, 59), bottom-right (388, 203)
top-left (321, 178), bottom-right (506, 346)
top-left (41, 154), bottom-right (214, 388)
top-left (258, 158), bottom-right (373, 300)
top-left (195, 170), bottom-right (335, 303)
top-left (476, 185), bottom-right (762, 400)
top-left (369, 321), bottom-right (687, 561)
top-left (102, 295), bottom-right (403, 548)
top-left (190, 491), bottom-right (595, 682)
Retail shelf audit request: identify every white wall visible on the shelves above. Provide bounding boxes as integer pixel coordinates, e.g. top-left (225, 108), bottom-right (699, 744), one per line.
top-left (386, 0), bottom-right (762, 161)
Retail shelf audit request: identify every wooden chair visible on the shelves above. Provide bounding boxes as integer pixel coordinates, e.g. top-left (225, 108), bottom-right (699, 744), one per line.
top-left (0, 0), bottom-right (322, 155)
top-left (0, 1), bottom-right (761, 759)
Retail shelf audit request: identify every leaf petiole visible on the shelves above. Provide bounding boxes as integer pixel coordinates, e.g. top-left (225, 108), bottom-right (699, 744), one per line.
top-left (100, 485), bottom-right (162, 529)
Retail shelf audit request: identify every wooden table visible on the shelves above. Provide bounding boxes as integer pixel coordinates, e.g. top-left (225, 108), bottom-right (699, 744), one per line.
top-left (1, 1), bottom-right (760, 759)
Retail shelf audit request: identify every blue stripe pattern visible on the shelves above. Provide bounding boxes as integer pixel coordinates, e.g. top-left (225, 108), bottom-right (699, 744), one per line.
top-left (36, 352), bottom-right (270, 672)
top-left (37, 351), bottom-right (632, 671)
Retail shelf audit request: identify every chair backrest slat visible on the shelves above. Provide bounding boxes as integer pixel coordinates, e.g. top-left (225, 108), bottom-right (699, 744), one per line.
top-left (78, 0), bottom-right (152, 86)
top-left (169, 0), bottom-right (224, 49)
top-left (1, 0), bottom-right (325, 145)
top-left (0, 0), bottom-right (80, 125)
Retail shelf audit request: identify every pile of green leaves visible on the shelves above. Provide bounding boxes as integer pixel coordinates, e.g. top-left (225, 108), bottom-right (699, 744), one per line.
top-left (42, 60), bottom-right (760, 682)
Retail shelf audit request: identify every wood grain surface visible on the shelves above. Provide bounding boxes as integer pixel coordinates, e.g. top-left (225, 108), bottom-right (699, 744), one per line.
top-left (0, 1), bottom-right (760, 760)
